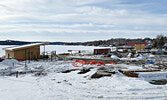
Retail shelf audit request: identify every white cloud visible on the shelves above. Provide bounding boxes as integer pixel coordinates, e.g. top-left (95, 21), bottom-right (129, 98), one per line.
top-left (0, 0), bottom-right (166, 41)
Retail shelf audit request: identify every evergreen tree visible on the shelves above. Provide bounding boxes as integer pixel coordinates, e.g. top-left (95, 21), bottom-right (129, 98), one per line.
top-left (153, 34), bottom-right (166, 49)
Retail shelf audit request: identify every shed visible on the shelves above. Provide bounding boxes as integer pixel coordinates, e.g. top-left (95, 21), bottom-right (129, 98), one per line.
top-left (94, 48), bottom-right (111, 55)
top-left (3, 43), bottom-right (49, 61)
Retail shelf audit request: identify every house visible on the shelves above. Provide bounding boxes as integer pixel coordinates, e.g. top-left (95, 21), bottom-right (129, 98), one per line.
top-left (94, 48), bottom-right (111, 55)
top-left (126, 42), bottom-right (147, 50)
top-left (3, 43), bottom-right (49, 61)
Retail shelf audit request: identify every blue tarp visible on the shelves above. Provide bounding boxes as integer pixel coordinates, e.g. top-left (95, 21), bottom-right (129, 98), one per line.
top-left (147, 61), bottom-right (155, 64)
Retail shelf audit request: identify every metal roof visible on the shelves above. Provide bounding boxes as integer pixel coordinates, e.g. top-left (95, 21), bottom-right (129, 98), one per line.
top-left (3, 42), bottom-right (49, 51)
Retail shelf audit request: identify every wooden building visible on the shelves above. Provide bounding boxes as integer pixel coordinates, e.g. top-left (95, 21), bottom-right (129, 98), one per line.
top-left (94, 48), bottom-right (111, 55)
top-left (3, 43), bottom-right (48, 61)
top-left (134, 44), bottom-right (146, 50)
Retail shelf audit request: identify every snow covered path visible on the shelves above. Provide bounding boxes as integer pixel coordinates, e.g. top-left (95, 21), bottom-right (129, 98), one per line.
top-left (0, 60), bottom-right (167, 100)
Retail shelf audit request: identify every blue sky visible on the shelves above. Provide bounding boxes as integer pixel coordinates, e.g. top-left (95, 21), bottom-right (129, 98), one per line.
top-left (0, 0), bottom-right (167, 42)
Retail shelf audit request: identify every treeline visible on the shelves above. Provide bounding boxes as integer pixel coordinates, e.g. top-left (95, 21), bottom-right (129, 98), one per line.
top-left (67, 38), bottom-right (154, 46)
top-left (68, 35), bottom-right (167, 48)
top-left (153, 35), bottom-right (167, 49)
top-left (0, 40), bottom-right (31, 45)
top-left (0, 35), bottom-right (166, 49)
top-left (82, 38), bottom-right (152, 46)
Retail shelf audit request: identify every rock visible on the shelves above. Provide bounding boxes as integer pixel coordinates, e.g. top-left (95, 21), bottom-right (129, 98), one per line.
top-left (78, 68), bottom-right (92, 74)
top-left (91, 71), bottom-right (115, 79)
top-left (149, 80), bottom-right (167, 85)
top-left (57, 81), bottom-right (61, 83)
top-left (63, 80), bottom-right (68, 82)
top-left (51, 79), bottom-right (56, 81)
top-left (0, 58), bottom-right (4, 62)
top-left (34, 72), bottom-right (47, 77)
top-left (61, 69), bottom-right (78, 73)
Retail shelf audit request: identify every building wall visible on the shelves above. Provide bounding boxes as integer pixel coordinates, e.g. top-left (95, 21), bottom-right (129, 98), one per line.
top-left (134, 44), bottom-right (145, 50)
top-left (94, 49), bottom-right (111, 55)
top-left (5, 46), bottom-right (40, 60)
top-left (5, 50), bottom-right (14, 59)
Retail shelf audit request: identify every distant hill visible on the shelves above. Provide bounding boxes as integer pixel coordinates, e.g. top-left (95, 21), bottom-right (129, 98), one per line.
top-left (0, 40), bottom-right (83, 45)
top-left (0, 37), bottom-right (165, 47)
top-left (0, 40), bottom-right (67, 45)
top-left (0, 40), bottom-right (31, 45)
top-left (0, 38), bottom-right (152, 46)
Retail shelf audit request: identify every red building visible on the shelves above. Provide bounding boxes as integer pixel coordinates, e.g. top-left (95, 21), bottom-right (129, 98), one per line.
top-left (94, 48), bottom-right (111, 55)
top-left (126, 42), bottom-right (147, 46)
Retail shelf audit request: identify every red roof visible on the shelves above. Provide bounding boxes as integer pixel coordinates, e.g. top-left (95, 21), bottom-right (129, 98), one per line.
top-left (126, 42), bottom-right (147, 46)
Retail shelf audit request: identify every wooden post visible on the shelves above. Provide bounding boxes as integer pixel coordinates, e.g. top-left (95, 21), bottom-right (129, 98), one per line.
top-left (43, 45), bottom-right (45, 61)
top-left (25, 49), bottom-right (27, 67)
top-left (28, 49), bottom-right (30, 63)
top-left (51, 52), bottom-right (52, 61)
top-left (16, 71), bottom-right (19, 78)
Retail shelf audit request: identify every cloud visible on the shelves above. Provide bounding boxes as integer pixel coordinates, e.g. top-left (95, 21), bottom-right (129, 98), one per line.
top-left (0, 0), bottom-right (166, 42)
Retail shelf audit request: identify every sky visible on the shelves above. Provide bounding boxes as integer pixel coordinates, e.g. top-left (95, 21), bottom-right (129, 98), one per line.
top-left (0, 0), bottom-right (167, 42)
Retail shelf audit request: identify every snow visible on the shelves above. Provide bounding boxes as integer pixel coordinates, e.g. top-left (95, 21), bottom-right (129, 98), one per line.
top-left (40, 45), bottom-right (110, 54)
top-left (0, 59), bottom-right (166, 100)
top-left (139, 72), bottom-right (167, 81)
top-left (3, 43), bottom-right (46, 51)
top-left (111, 55), bottom-right (119, 59)
top-left (149, 54), bottom-right (155, 58)
top-left (0, 45), bottom-right (167, 100)
top-left (0, 45), bottom-right (12, 57)
top-left (110, 53), bottom-right (156, 61)
top-left (0, 76), bottom-right (39, 100)
top-left (1, 59), bottom-right (20, 67)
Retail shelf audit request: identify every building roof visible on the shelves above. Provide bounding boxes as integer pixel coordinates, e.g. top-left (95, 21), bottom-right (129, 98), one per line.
top-left (94, 48), bottom-right (111, 50)
top-left (3, 42), bottom-right (49, 51)
top-left (126, 42), bottom-right (147, 46)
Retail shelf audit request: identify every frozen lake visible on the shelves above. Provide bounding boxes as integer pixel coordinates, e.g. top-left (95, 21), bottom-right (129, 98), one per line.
top-left (0, 45), bottom-right (109, 57)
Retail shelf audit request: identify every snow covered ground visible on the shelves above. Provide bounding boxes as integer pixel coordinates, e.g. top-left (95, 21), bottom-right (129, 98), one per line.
top-left (0, 59), bottom-right (167, 100)
top-left (0, 45), bottom-right (167, 100)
